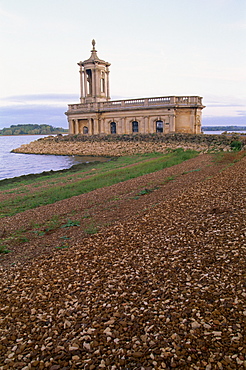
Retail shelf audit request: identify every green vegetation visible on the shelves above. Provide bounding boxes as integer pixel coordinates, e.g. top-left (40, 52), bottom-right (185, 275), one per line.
top-left (0, 152), bottom-right (160, 189)
top-left (61, 219), bottom-right (80, 228)
top-left (212, 150), bottom-right (246, 164)
top-left (137, 187), bottom-right (159, 196)
top-left (84, 222), bottom-right (98, 235)
top-left (56, 245), bottom-right (70, 250)
top-left (0, 245), bottom-right (11, 254)
top-left (182, 168), bottom-right (201, 175)
top-left (1, 150), bottom-right (244, 256)
top-left (0, 124), bottom-right (68, 135)
top-left (230, 140), bottom-right (243, 151)
top-left (0, 149), bottom-right (198, 218)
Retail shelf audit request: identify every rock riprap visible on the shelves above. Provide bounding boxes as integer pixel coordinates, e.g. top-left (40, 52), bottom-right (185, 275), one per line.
top-left (11, 133), bottom-right (245, 156)
top-left (0, 157), bottom-right (245, 369)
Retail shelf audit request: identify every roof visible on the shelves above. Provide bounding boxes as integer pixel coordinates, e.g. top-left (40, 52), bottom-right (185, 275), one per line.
top-left (78, 39), bottom-right (110, 67)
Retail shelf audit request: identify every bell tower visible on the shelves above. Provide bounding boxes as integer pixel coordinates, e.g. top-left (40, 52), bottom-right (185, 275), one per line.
top-left (77, 40), bottom-right (111, 103)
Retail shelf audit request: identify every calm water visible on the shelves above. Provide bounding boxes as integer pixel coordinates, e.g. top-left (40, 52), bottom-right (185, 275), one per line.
top-left (0, 135), bottom-right (106, 181)
top-left (203, 130), bottom-right (246, 135)
top-left (1, 132), bottom-right (245, 181)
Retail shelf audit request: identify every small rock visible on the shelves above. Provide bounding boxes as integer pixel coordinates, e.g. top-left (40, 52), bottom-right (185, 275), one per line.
top-left (69, 345), bottom-right (79, 351)
top-left (72, 355), bottom-right (80, 361)
top-left (191, 320), bottom-right (200, 329)
top-left (83, 342), bottom-right (91, 351)
top-left (99, 359), bottom-right (106, 368)
top-left (212, 331), bottom-right (222, 336)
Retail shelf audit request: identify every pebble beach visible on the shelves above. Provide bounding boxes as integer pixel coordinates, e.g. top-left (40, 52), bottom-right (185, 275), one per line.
top-left (0, 148), bottom-right (245, 369)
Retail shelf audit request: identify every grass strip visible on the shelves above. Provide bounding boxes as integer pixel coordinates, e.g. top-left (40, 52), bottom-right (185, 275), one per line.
top-left (0, 149), bottom-right (198, 217)
top-left (0, 153), bottom-right (163, 192)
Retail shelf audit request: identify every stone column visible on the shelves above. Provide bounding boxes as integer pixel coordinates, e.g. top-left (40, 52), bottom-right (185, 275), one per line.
top-left (97, 69), bottom-right (102, 98)
top-left (69, 120), bottom-right (73, 134)
top-left (88, 118), bottom-right (92, 135)
top-left (94, 118), bottom-right (99, 134)
top-left (106, 68), bottom-right (110, 100)
top-left (79, 67), bottom-right (84, 103)
top-left (100, 118), bottom-right (104, 134)
top-left (75, 120), bottom-right (79, 134)
top-left (195, 110), bottom-right (202, 134)
top-left (121, 117), bottom-right (126, 134)
top-left (169, 115), bottom-right (176, 133)
top-left (91, 68), bottom-right (95, 99)
top-left (126, 119), bottom-right (131, 134)
top-left (84, 69), bottom-right (88, 98)
top-left (136, 118), bottom-right (140, 133)
top-left (115, 119), bottom-right (119, 134)
top-left (148, 118), bottom-right (153, 133)
top-left (105, 120), bottom-right (109, 134)
top-left (94, 68), bottom-right (99, 101)
top-left (143, 117), bottom-right (148, 134)
top-left (191, 110), bottom-right (196, 134)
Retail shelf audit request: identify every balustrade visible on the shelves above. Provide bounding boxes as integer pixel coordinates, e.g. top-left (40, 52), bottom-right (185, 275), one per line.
top-left (67, 96), bottom-right (203, 112)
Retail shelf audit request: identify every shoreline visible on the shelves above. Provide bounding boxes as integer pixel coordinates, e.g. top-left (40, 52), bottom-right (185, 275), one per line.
top-left (0, 158), bottom-right (113, 185)
top-left (11, 133), bottom-right (246, 157)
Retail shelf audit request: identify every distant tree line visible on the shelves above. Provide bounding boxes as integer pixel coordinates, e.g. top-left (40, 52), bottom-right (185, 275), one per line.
top-left (0, 124), bottom-right (68, 135)
top-left (202, 126), bottom-right (246, 131)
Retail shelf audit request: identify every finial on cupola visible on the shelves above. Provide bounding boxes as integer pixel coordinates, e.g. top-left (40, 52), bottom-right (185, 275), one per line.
top-left (92, 39), bottom-right (96, 51)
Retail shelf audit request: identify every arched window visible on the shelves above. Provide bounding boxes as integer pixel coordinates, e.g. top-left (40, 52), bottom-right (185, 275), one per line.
top-left (156, 120), bottom-right (163, 133)
top-left (132, 121), bottom-right (139, 133)
top-left (110, 122), bottom-right (117, 134)
top-left (83, 126), bottom-right (88, 134)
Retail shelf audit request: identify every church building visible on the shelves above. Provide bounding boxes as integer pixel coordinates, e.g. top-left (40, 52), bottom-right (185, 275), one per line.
top-left (65, 40), bottom-right (205, 135)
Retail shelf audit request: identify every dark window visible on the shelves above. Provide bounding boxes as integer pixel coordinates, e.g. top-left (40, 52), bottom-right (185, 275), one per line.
top-left (86, 69), bottom-right (92, 95)
top-left (156, 120), bottom-right (163, 133)
top-left (83, 126), bottom-right (88, 134)
top-left (110, 122), bottom-right (116, 134)
top-left (132, 121), bottom-right (139, 133)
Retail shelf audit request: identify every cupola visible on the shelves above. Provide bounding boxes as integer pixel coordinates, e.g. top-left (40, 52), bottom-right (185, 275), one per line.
top-left (77, 40), bottom-right (111, 103)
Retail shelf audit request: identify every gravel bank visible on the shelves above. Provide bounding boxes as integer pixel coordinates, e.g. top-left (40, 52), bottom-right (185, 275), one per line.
top-left (12, 133), bottom-right (246, 156)
top-left (12, 139), bottom-right (208, 156)
top-left (0, 156), bottom-right (245, 369)
top-left (0, 154), bottom-right (231, 268)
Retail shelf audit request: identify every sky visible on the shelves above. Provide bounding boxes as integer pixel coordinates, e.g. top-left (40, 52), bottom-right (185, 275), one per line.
top-left (0, 0), bottom-right (245, 129)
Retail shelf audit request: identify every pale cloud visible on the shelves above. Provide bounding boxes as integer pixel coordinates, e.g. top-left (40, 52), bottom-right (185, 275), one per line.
top-left (0, 5), bottom-right (24, 24)
top-left (204, 106), bottom-right (242, 118)
top-left (224, 21), bottom-right (246, 30)
top-left (237, 110), bottom-right (246, 117)
top-left (0, 94), bottom-right (78, 105)
top-left (198, 94), bottom-right (246, 119)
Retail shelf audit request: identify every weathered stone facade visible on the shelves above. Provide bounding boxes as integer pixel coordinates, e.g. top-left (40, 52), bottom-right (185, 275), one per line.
top-left (65, 40), bottom-right (205, 135)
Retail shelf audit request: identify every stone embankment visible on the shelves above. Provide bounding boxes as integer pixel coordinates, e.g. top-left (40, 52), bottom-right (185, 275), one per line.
top-left (12, 133), bottom-right (246, 156)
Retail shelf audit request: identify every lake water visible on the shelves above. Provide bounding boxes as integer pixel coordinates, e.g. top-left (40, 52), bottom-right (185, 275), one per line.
top-left (1, 132), bottom-right (245, 180)
top-left (0, 135), bottom-right (107, 181)
top-left (203, 130), bottom-right (246, 135)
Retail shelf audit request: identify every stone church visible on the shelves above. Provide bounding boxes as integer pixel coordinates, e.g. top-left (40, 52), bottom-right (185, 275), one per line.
top-left (65, 40), bottom-right (205, 135)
